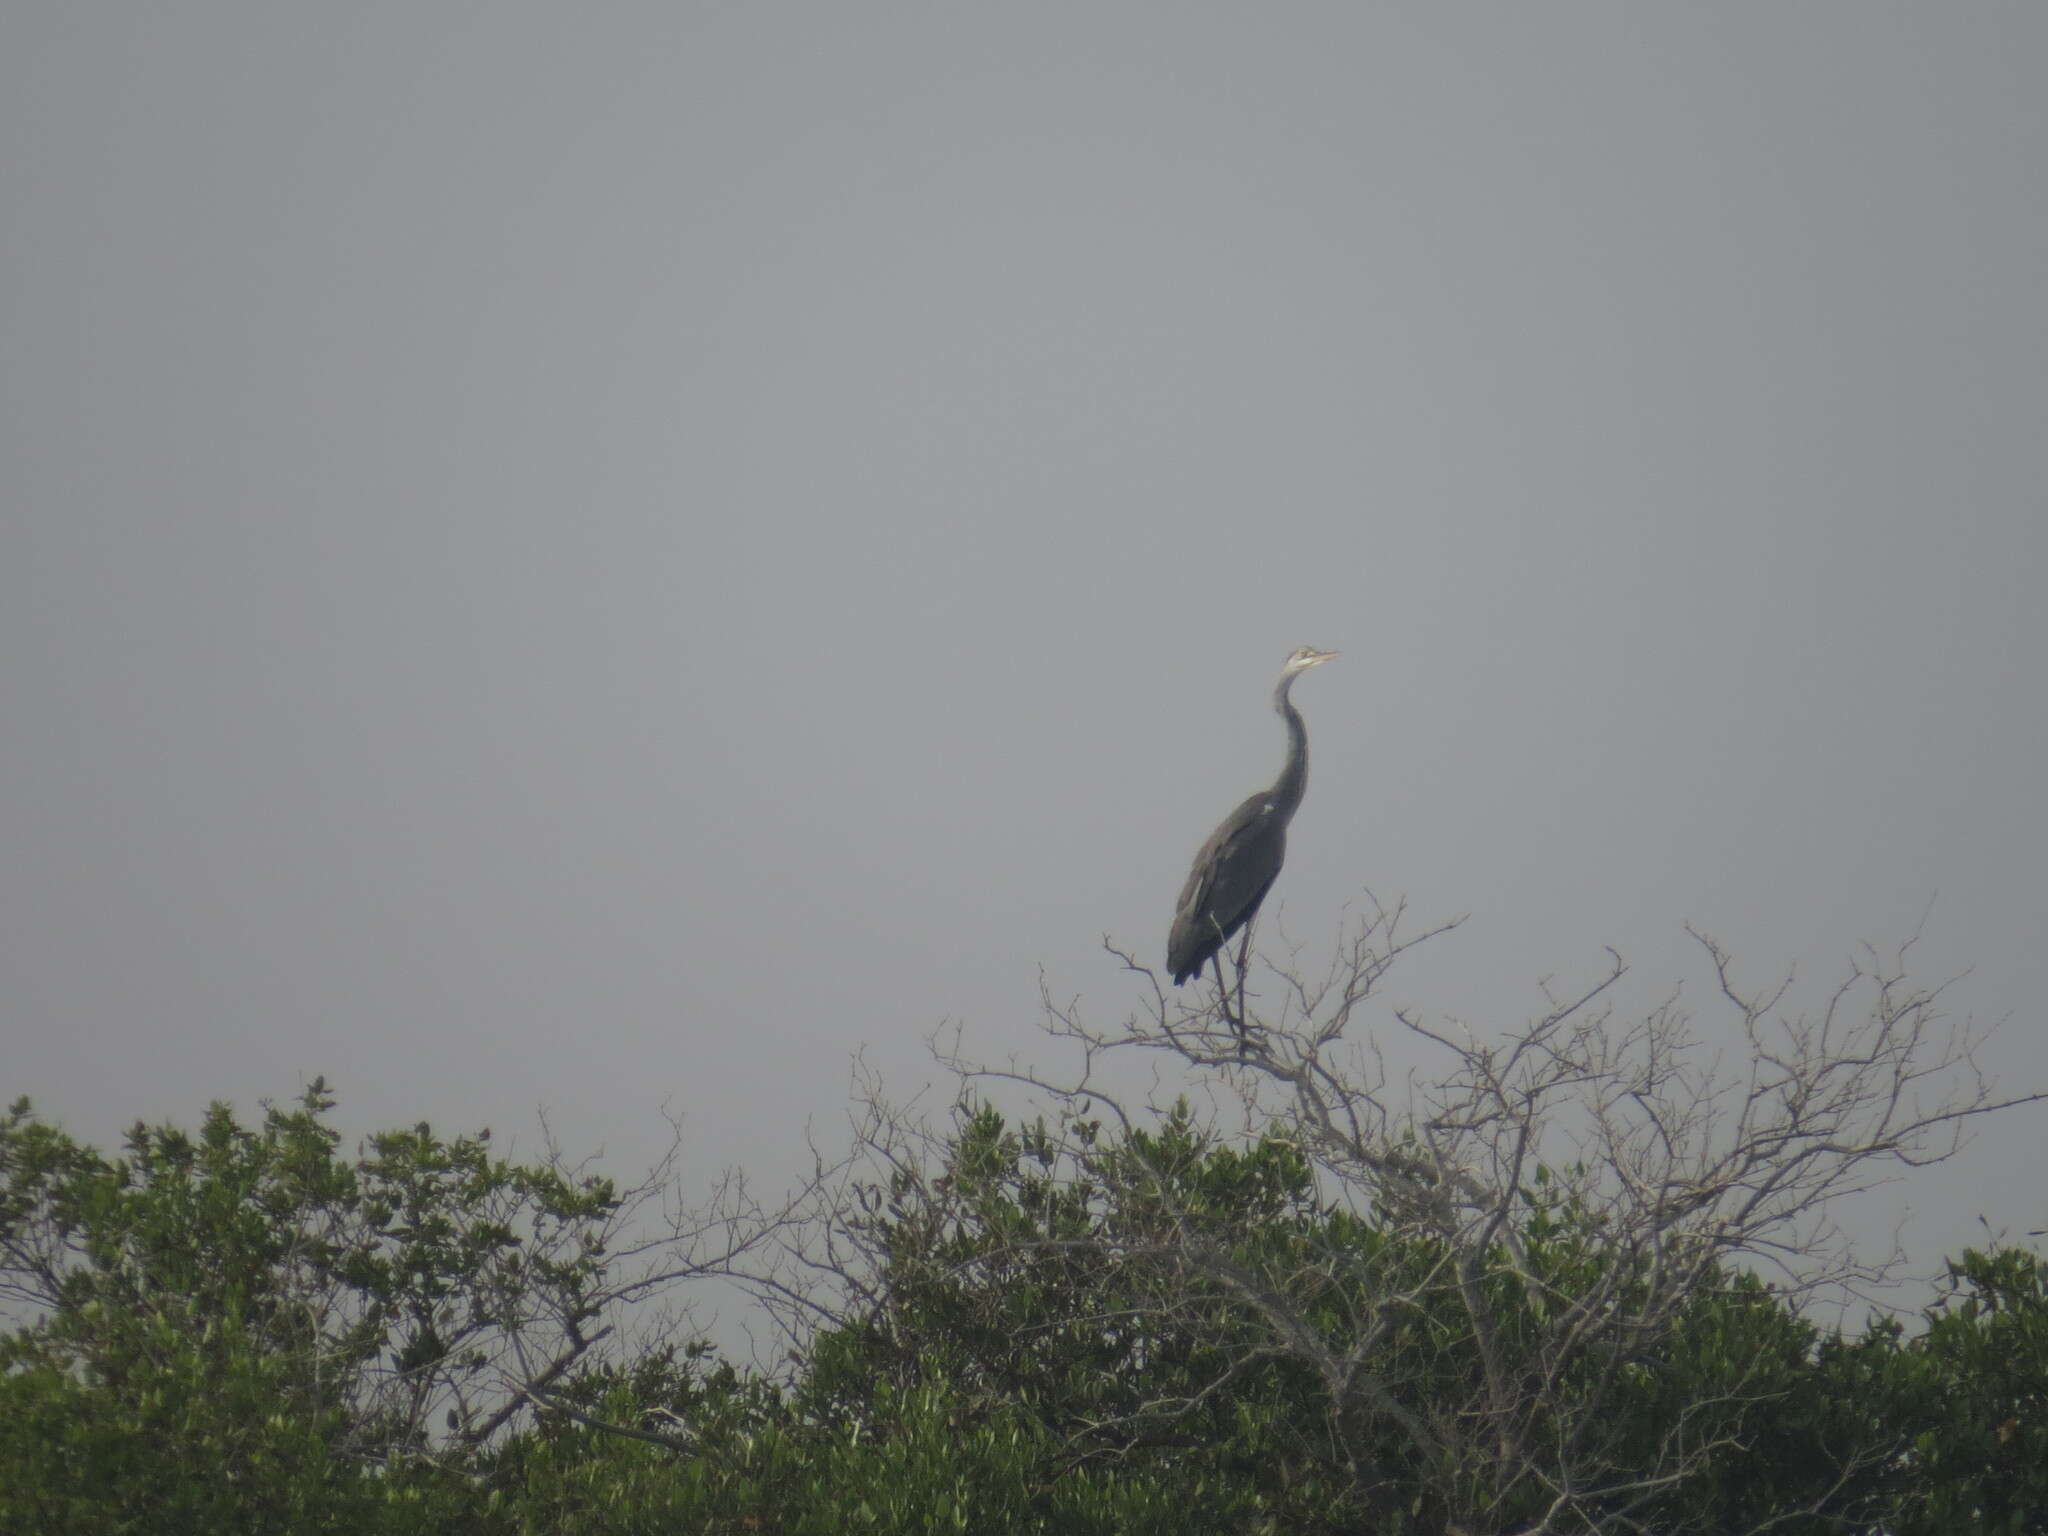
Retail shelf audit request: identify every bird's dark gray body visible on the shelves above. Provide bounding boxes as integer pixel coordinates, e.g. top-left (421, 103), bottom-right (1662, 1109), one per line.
top-left (1167, 647), bottom-right (1337, 988)
top-left (1167, 792), bottom-right (1288, 985)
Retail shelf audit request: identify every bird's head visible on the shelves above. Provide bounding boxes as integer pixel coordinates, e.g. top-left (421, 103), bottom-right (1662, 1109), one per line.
top-left (1282, 645), bottom-right (1340, 676)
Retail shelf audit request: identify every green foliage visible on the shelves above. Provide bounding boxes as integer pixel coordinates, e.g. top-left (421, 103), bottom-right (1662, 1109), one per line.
top-left (1884, 1247), bottom-right (2048, 1535)
top-left (808, 1106), bottom-right (1344, 1520)
top-left (799, 1101), bottom-right (2048, 1534)
top-left (490, 1353), bottom-right (1243, 1535)
top-left (0, 1083), bottom-right (616, 1534)
top-left (4, 1084), bottom-right (2045, 1535)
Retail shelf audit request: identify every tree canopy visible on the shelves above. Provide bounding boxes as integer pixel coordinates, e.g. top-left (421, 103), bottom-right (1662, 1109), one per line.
top-left (4, 911), bottom-right (2043, 1533)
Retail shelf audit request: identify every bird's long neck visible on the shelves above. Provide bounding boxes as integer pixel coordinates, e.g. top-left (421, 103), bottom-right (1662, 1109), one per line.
top-left (1269, 671), bottom-right (1309, 821)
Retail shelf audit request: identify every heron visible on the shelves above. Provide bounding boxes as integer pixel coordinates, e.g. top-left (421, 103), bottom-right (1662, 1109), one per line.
top-left (1167, 646), bottom-right (1339, 1035)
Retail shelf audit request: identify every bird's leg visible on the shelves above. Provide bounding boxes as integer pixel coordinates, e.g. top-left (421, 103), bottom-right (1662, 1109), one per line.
top-left (1232, 921), bottom-right (1256, 1058)
top-left (1210, 952), bottom-right (1245, 1052)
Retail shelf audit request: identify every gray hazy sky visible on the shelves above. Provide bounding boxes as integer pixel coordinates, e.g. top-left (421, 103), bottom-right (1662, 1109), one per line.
top-left (4, 5), bottom-right (2043, 1280)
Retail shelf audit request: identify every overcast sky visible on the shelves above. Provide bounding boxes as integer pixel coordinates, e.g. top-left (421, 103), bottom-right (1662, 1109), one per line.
top-left (4, 4), bottom-right (2043, 1292)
